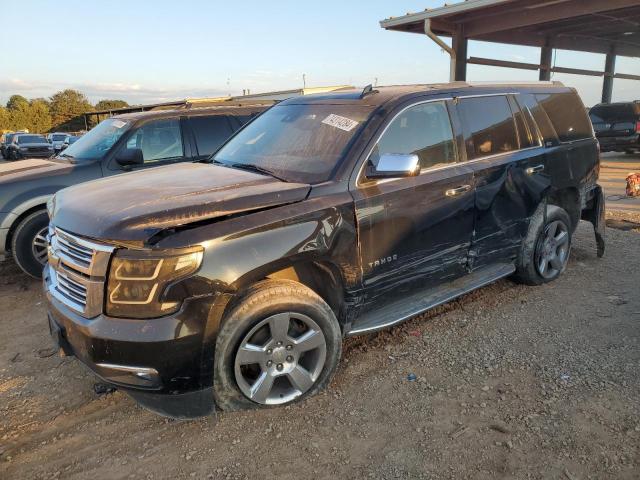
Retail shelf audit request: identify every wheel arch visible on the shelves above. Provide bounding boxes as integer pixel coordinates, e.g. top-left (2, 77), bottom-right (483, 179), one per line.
top-left (4, 201), bottom-right (49, 253)
top-left (228, 258), bottom-right (348, 328)
top-left (546, 186), bottom-right (580, 232)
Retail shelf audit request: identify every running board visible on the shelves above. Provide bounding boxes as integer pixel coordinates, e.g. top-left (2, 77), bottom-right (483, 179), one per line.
top-left (346, 263), bottom-right (515, 336)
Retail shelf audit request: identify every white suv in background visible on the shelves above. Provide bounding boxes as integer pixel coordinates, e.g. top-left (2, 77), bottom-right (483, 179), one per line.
top-left (46, 132), bottom-right (70, 153)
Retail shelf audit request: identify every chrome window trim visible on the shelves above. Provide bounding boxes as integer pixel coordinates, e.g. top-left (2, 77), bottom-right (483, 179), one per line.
top-left (356, 93), bottom-right (534, 188)
top-left (355, 97), bottom-right (454, 188)
top-left (361, 146), bottom-right (544, 187)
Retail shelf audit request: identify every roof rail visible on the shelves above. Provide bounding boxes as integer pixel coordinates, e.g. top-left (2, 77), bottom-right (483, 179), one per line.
top-left (464, 81), bottom-right (564, 87)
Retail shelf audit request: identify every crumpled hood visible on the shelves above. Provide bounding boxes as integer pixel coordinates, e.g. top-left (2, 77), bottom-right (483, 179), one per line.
top-left (0, 158), bottom-right (71, 183)
top-left (50, 162), bottom-right (311, 244)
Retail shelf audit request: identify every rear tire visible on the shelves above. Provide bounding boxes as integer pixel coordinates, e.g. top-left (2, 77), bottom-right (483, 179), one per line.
top-left (213, 279), bottom-right (342, 411)
top-left (11, 210), bottom-right (50, 279)
top-left (514, 205), bottom-right (572, 286)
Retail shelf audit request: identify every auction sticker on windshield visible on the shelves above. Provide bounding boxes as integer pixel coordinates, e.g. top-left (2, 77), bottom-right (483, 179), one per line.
top-left (112, 120), bottom-right (127, 129)
top-left (322, 114), bottom-right (359, 132)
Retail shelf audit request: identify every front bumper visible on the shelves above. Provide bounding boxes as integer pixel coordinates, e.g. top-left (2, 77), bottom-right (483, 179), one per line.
top-left (597, 133), bottom-right (639, 151)
top-left (44, 264), bottom-right (219, 418)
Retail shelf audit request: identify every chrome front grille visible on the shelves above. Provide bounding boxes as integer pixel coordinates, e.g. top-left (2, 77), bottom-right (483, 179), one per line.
top-left (47, 227), bottom-right (114, 318)
top-left (56, 269), bottom-right (88, 308)
top-left (56, 231), bottom-right (94, 269)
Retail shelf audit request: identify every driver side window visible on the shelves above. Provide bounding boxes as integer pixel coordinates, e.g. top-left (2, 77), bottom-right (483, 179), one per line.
top-left (370, 101), bottom-right (457, 171)
top-left (126, 118), bottom-right (184, 163)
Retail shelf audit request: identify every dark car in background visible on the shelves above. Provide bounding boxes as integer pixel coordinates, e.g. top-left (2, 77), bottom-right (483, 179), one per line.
top-left (5, 134), bottom-right (54, 160)
top-left (0, 132), bottom-right (17, 159)
top-left (0, 103), bottom-right (271, 277)
top-left (44, 82), bottom-right (605, 418)
top-left (589, 101), bottom-right (640, 154)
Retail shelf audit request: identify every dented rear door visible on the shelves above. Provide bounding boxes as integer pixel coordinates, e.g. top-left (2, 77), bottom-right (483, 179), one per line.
top-left (453, 94), bottom-right (551, 270)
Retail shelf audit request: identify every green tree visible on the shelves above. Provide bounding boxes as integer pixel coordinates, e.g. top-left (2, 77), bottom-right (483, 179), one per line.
top-left (7, 96), bottom-right (31, 131)
top-left (28, 99), bottom-right (52, 133)
top-left (49, 89), bottom-right (93, 127)
top-left (0, 106), bottom-right (10, 132)
top-left (94, 99), bottom-right (129, 111)
top-left (6, 94), bottom-right (29, 111)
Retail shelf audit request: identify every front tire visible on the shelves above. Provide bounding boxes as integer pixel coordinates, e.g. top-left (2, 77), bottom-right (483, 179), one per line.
top-left (514, 205), bottom-right (572, 286)
top-left (214, 279), bottom-right (342, 411)
top-left (11, 210), bottom-right (50, 278)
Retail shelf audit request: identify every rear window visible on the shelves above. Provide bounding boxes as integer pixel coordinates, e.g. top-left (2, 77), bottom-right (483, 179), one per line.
top-left (535, 93), bottom-right (592, 142)
top-left (189, 115), bottom-right (234, 156)
top-left (590, 104), bottom-right (637, 123)
top-left (457, 95), bottom-right (518, 160)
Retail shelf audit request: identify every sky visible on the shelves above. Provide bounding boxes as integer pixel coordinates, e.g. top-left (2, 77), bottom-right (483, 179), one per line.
top-left (1, 0), bottom-right (638, 108)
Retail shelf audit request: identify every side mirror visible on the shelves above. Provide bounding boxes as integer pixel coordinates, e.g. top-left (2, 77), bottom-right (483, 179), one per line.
top-left (116, 148), bottom-right (144, 168)
top-left (367, 153), bottom-right (420, 179)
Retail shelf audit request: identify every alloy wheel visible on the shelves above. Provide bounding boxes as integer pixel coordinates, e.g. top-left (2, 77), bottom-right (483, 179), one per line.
top-left (535, 220), bottom-right (570, 279)
top-left (31, 227), bottom-right (49, 265)
top-left (234, 312), bottom-right (327, 405)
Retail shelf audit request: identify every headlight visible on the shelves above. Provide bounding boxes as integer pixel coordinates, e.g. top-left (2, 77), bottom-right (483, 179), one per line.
top-left (106, 247), bottom-right (203, 318)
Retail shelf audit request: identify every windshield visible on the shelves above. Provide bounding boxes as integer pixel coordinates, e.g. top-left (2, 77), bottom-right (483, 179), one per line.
top-left (18, 135), bottom-right (46, 144)
top-left (59, 118), bottom-right (131, 161)
top-left (213, 104), bottom-right (373, 183)
top-left (52, 134), bottom-right (67, 141)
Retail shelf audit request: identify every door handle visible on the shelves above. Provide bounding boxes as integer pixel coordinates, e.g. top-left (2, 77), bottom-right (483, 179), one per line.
top-left (445, 185), bottom-right (472, 197)
top-left (525, 164), bottom-right (545, 175)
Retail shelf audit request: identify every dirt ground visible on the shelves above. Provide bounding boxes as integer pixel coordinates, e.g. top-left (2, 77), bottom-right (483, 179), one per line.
top-left (1, 156), bottom-right (639, 479)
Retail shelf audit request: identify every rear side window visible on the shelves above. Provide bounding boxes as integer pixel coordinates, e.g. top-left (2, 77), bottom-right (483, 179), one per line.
top-left (516, 94), bottom-right (557, 146)
top-left (510, 96), bottom-right (540, 149)
top-left (371, 101), bottom-right (456, 171)
top-left (189, 115), bottom-right (233, 156)
top-left (458, 95), bottom-right (518, 159)
top-left (535, 93), bottom-right (592, 142)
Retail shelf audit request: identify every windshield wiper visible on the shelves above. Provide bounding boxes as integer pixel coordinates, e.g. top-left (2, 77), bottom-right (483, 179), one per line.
top-left (222, 162), bottom-right (289, 182)
top-left (58, 152), bottom-right (75, 159)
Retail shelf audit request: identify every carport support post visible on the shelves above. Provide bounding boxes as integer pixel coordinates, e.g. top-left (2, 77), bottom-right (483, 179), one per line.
top-left (539, 43), bottom-right (552, 81)
top-left (452, 25), bottom-right (468, 81)
top-left (602, 47), bottom-right (616, 104)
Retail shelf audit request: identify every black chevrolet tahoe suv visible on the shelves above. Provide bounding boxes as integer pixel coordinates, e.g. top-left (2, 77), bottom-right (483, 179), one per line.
top-left (589, 101), bottom-right (640, 154)
top-left (0, 103), bottom-right (270, 277)
top-left (44, 83), bottom-right (605, 418)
